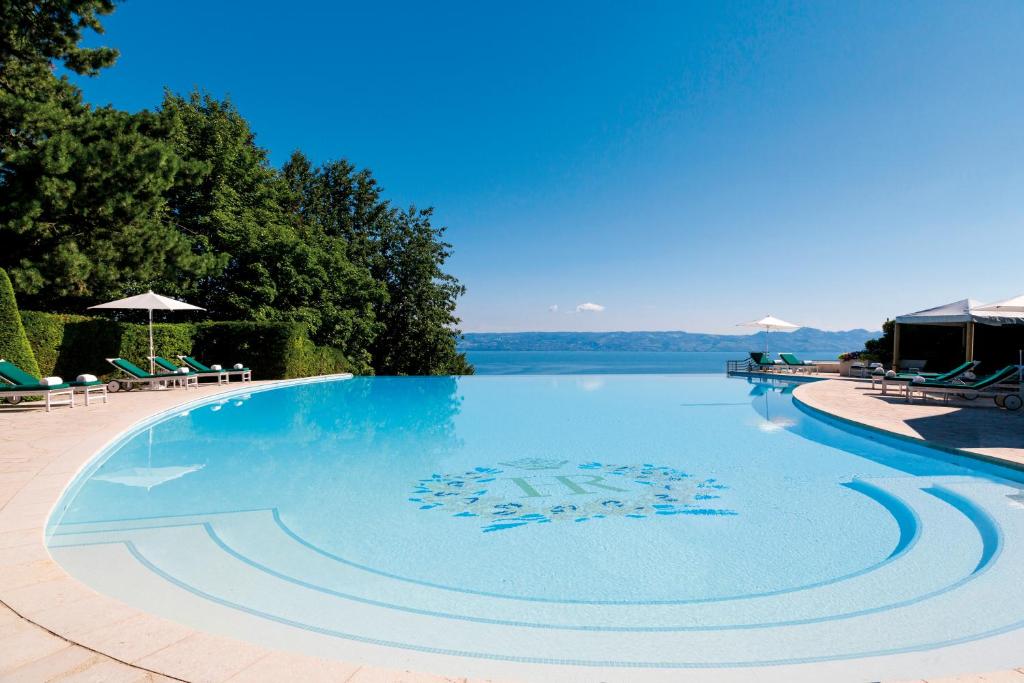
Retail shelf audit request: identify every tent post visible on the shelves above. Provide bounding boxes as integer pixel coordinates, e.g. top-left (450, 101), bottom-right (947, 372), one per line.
top-left (892, 323), bottom-right (901, 370)
top-left (965, 321), bottom-right (975, 362)
top-left (148, 308), bottom-right (154, 374)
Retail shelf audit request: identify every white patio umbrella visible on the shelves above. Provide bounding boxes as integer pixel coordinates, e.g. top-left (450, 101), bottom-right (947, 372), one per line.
top-left (89, 290), bottom-right (205, 373)
top-left (738, 315), bottom-right (801, 355)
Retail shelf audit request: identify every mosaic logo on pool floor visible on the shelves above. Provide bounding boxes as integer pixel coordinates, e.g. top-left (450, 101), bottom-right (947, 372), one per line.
top-left (409, 459), bottom-right (735, 532)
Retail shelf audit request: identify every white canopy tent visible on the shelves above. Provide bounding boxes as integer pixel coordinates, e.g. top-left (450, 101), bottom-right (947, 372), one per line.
top-left (977, 294), bottom-right (1024, 314)
top-left (737, 315), bottom-right (801, 355)
top-left (892, 297), bottom-right (1024, 368)
top-left (89, 291), bottom-right (205, 373)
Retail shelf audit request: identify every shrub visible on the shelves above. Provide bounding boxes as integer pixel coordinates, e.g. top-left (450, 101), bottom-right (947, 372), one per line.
top-left (193, 321), bottom-right (367, 379)
top-left (0, 269), bottom-right (41, 377)
top-left (117, 322), bottom-right (197, 369)
top-left (20, 313), bottom-right (363, 380)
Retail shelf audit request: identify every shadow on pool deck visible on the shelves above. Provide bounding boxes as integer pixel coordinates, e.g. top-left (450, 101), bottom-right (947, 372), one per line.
top-left (793, 379), bottom-right (1024, 468)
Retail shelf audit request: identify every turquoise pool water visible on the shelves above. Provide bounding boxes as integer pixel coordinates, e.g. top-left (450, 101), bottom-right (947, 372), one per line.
top-left (46, 376), bottom-right (1024, 680)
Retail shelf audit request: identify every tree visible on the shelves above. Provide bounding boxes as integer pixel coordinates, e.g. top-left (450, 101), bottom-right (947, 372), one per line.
top-left (862, 319), bottom-right (895, 366)
top-left (370, 207), bottom-right (472, 375)
top-left (0, 0), bottom-right (118, 76)
top-left (0, 1), bottom-right (473, 375)
top-left (1, 105), bottom-right (224, 310)
top-left (1, 2), bottom-right (223, 311)
top-left (283, 154), bottom-right (472, 375)
top-left (0, 267), bottom-right (41, 377)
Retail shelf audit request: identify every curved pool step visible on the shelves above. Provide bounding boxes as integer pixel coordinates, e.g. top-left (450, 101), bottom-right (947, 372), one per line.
top-left (192, 475), bottom-right (984, 630)
top-left (47, 476), bottom-right (1024, 669)
top-left (46, 475), bottom-right (991, 631)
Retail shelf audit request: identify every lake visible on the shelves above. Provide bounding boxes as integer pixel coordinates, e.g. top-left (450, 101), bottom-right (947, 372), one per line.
top-left (464, 350), bottom-right (840, 375)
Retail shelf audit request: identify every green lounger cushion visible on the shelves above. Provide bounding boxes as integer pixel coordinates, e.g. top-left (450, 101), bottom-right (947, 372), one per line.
top-left (181, 356), bottom-right (249, 373)
top-left (111, 358), bottom-right (181, 379)
top-left (916, 365), bottom-right (1018, 389)
top-left (779, 353), bottom-right (813, 366)
top-left (889, 361), bottom-right (976, 383)
top-left (180, 356), bottom-right (212, 372)
top-left (0, 360), bottom-right (42, 387)
top-left (152, 357), bottom-right (188, 374)
top-left (0, 382), bottom-right (70, 391)
top-left (0, 359), bottom-right (82, 391)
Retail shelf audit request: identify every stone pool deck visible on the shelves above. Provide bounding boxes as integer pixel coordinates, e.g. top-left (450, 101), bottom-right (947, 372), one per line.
top-left (2, 374), bottom-right (1023, 682)
top-left (792, 376), bottom-right (1024, 469)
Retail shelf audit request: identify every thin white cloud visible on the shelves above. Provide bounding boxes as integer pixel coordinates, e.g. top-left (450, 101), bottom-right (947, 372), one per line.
top-left (548, 304), bottom-right (559, 312)
top-left (576, 302), bottom-right (605, 313)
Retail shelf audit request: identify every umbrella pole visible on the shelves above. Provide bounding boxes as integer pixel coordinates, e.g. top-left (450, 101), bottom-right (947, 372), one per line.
top-left (148, 308), bottom-right (154, 374)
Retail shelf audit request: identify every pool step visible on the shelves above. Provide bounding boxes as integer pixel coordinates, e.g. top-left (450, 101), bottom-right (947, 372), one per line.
top-left (48, 476), bottom-right (1024, 668)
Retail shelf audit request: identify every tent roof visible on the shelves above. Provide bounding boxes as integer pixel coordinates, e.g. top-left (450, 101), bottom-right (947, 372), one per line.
top-left (977, 294), bottom-right (1024, 313)
top-left (896, 297), bottom-right (1024, 326)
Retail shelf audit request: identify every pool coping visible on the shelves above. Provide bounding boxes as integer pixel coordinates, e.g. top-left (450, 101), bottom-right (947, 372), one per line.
top-left (3, 374), bottom-right (1024, 682)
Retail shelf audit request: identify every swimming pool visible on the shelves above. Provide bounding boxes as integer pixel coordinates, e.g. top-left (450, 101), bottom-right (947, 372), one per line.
top-left (46, 375), bottom-right (1024, 681)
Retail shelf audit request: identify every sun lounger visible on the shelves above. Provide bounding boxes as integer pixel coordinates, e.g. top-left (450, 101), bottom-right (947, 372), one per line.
top-left (106, 358), bottom-right (198, 392)
top-left (906, 365), bottom-right (1021, 407)
top-left (0, 359), bottom-right (106, 410)
top-left (747, 352), bottom-right (780, 372)
top-left (875, 360), bottom-right (979, 395)
top-left (779, 353), bottom-right (818, 374)
top-left (151, 356), bottom-right (229, 385)
top-left (177, 355), bottom-right (252, 382)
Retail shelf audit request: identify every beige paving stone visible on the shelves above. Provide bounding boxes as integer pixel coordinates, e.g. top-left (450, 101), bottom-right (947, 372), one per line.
top-left (0, 623), bottom-right (71, 674)
top-left (3, 574), bottom-right (95, 614)
top-left (0, 527), bottom-right (41, 549)
top-left (792, 377), bottom-right (1024, 465)
top-left (1, 644), bottom-right (101, 682)
top-left (55, 656), bottom-right (162, 682)
top-left (25, 592), bottom-right (142, 640)
top-left (134, 632), bottom-right (268, 682)
top-left (346, 665), bottom-right (463, 683)
top-left (0, 536), bottom-right (51, 566)
top-left (923, 671), bottom-right (1024, 682)
top-left (0, 608), bottom-right (37, 639)
top-left (0, 559), bottom-right (70, 592)
top-left (75, 613), bottom-right (194, 663)
top-left (225, 651), bottom-right (362, 682)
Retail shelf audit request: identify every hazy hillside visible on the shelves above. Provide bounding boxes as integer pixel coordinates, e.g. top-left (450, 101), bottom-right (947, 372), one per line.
top-left (459, 328), bottom-right (879, 353)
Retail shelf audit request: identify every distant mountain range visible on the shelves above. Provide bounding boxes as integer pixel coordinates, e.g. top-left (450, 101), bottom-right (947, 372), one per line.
top-left (458, 328), bottom-right (879, 353)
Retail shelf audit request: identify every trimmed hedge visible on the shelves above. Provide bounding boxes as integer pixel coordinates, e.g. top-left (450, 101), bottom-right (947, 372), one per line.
top-left (20, 312), bottom-right (363, 380)
top-left (0, 269), bottom-right (41, 377)
top-left (191, 321), bottom-right (361, 379)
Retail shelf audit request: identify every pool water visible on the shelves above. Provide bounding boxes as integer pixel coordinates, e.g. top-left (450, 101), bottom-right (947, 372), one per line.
top-left (46, 376), bottom-right (1024, 681)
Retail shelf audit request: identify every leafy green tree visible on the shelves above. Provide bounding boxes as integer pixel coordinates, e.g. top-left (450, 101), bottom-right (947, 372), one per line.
top-left (1, 105), bottom-right (223, 310)
top-left (162, 95), bottom-right (384, 367)
top-left (1, 0), bottom-right (118, 75)
top-left (370, 207), bottom-right (472, 375)
top-left (863, 319), bottom-right (895, 366)
top-left (0, 267), bottom-right (41, 377)
top-left (1, 2), bottom-right (223, 310)
top-left (1, 1), bottom-right (472, 375)
top-left (283, 154), bottom-right (471, 375)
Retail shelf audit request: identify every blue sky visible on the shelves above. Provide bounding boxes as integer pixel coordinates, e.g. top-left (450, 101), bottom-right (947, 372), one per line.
top-left (72, 1), bottom-right (1024, 333)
